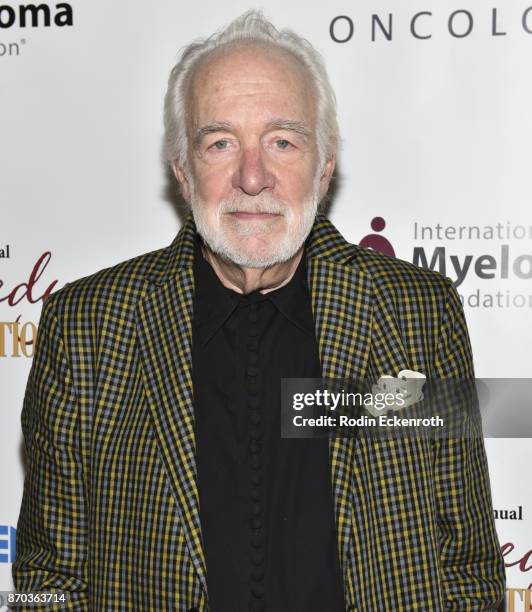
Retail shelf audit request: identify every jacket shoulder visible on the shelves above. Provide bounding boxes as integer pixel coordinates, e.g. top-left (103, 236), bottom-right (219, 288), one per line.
top-left (42, 242), bottom-right (171, 319)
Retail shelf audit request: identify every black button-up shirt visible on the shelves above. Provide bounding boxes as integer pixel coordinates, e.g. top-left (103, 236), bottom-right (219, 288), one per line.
top-left (191, 232), bottom-right (345, 612)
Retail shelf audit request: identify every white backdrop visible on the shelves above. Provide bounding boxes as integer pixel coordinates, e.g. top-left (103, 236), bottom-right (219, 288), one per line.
top-left (2, 1), bottom-right (531, 607)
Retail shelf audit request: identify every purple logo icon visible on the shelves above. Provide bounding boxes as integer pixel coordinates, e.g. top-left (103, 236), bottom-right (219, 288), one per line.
top-left (359, 216), bottom-right (395, 257)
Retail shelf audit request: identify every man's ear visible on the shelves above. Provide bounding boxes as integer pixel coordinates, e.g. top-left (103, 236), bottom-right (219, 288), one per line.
top-left (318, 155), bottom-right (336, 201)
top-left (171, 160), bottom-right (191, 203)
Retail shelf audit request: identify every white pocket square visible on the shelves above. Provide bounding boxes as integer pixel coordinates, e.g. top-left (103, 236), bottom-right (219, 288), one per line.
top-left (366, 369), bottom-right (427, 417)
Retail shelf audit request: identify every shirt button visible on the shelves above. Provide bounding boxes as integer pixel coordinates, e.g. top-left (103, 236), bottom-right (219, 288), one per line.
top-left (249, 427), bottom-right (262, 440)
top-left (248, 326), bottom-right (260, 337)
top-left (251, 551), bottom-right (264, 565)
top-left (247, 352), bottom-right (259, 364)
top-left (249, 311), bottom-right (259, 322)
top-left (251, 567), bottom-right (264, 582)
top-left (251, 472), bottom-right (262, 485)
top-left (248, 411), bottom-right (261, 426)
top-left (246, 365), bottom-right (259, 377)
top-left (251, 502), bottom-right (262, 516)
top-left (251, 454), bottom-right (262, 469)
top-left (251, 517), bottom-right (262, 529)
top-left (247, 340), bottom-right (259, 351)
top-left (247, 397), bottom-right (260, 409)
top-left (250, 487), bottom-right (260, 501)
top-left (249, 439), bottom-right (261, 453)
top-left (249, 601), bottom-right (264, 612)
top-left (252, 584), bottom-right (265, 598)
top-left (250, 531), bottom-right (264, 548)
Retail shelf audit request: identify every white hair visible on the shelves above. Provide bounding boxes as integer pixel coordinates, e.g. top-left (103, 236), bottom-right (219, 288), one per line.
top-left (163, 9), bottom-right (340, 174)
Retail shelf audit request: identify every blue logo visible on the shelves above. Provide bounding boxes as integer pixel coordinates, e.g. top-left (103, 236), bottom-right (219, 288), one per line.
top-left (0, 525), bottom-right (16, 563)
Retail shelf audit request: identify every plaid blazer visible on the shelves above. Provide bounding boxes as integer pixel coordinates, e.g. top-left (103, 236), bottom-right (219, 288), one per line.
top-left (12, 212), bottom-right (505, 611)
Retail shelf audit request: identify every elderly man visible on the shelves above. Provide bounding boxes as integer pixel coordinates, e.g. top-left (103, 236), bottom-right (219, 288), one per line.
top-left (13, 9), bottom-right (505, 612)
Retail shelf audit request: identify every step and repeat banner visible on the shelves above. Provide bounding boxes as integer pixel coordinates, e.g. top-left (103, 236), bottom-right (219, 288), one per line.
top-left (1, 1), bottom-right (531, 608)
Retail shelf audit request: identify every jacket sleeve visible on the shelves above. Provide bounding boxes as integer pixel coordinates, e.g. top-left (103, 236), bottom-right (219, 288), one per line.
top-left (10, 293), bottom-right (89, 611)
top-left (433, 279), bottom-right (506, 611)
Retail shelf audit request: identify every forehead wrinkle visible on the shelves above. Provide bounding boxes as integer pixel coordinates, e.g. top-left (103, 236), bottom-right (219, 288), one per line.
top-left (191, 44), bottom-right (312, 104)
top-left (187, 45), bottom-right (317, 145)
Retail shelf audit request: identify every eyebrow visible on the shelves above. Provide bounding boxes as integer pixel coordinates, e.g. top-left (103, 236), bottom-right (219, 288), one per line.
top-left (192, 121), bottom-right (233, 149)
top-left (192, 118), bottom-right (312, 149)
top-left (266, 119), bottom-right (312, 139)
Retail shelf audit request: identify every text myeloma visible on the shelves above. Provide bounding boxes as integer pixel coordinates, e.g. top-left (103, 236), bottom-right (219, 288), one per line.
top-left (0, 3), bottom-right (73, 28)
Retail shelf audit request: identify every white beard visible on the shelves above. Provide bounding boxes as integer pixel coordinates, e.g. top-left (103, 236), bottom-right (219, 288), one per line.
top-left (188, 171), bottom-right (321, 268)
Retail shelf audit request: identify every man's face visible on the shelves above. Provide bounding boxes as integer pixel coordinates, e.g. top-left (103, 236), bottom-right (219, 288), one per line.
top-left (172, 44), bottom-right (335, 267)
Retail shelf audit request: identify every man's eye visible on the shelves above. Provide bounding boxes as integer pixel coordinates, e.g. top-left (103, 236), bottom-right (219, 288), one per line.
top-left (210, 140), bottom-right (229, 150)
top-left (276, 139), bottom-right (292, 150)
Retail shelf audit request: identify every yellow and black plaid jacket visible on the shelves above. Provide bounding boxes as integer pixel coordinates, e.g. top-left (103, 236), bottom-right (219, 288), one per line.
top-left (12, 213), bottom-right (506, 611)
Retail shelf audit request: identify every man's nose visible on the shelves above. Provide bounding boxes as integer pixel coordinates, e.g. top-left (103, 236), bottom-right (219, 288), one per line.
top-left (231, 147), bottom-right (275, 195)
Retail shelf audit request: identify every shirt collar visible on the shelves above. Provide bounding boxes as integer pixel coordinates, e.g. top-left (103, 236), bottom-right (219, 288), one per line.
top-left (192, 232), bottom-right (315, 346)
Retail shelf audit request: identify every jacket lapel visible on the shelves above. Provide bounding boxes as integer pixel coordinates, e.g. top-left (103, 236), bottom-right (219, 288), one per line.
top-left (305, 216), bottom-right (374, 607)
top-left (135, 215), bottom-right (208, 594)
top-left (304, 214), bottom-right (374, 389)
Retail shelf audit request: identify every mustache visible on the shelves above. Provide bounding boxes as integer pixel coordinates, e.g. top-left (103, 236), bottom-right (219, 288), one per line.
top-left (218, 195), bottom-right (287, 216)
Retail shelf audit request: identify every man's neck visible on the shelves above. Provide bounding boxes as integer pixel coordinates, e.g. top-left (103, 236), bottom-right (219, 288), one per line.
top-left (200, 243), bottom-right (304, 295)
